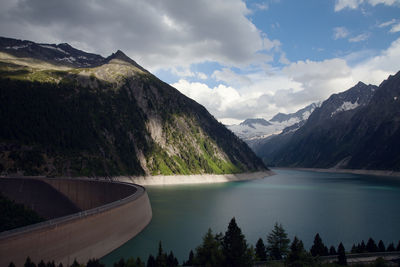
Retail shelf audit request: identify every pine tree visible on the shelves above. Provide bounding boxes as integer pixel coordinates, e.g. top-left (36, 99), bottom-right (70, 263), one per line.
top-left (337, 243), bottom-right (347, 266)
top-left (38, 260), bottom-right (46, 267)
top-left (266, 223), bottom-right (290, 260)
top-left (136, 257), bottom-right (145, 267)
top-left (86, 259), bottom-right (105, 267)
top-left (329, 246), bottom-right (337, 255)
top-left (222, 217), bottom-right (252, 267)
top-left (183, 250), bottom-right (194, 266)
top-left (360, 240), bottom-right (366, 252)
top-left (8, 263), bottom-right (16, 267)
top-left (195, 228), bottom-right (223, 267)
top-left (396, 240), bottom-right (400, 251)
top-left (255, 238), bottom-right (267, 261)
top-left (378, 240), bottom-right (386, 252)
top-left (287, 237), bottom-right (303, 262)
top-left (113, 258), bottom-right (125, 267)
top-left (366, 238), bottom-right (378, 252)
top-left (387, 242), bottom-right (395, 252)
top-left (310, 233), bottom-right (328, 256)
top-left (156, 241), bottom-right (167, 267)
top-left (24, 257), bottom-right (36, 267)
top-left (147, 255), bottom-right (156, 267)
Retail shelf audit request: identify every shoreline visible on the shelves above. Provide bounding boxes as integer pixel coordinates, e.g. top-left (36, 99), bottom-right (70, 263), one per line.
top-left (113, 170), bottom-right (275, 186)
top-left (275, 167), bottom-right (400, 177)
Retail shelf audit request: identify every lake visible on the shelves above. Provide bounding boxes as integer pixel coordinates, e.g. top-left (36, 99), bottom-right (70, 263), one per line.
top-left (101, 169), bottom-right (400, 265)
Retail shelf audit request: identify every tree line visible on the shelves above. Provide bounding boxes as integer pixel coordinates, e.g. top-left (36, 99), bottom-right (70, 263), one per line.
top-left (10, 218), bottom-right (400, 267)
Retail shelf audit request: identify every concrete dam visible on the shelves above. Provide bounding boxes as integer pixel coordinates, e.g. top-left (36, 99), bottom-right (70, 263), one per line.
top-left (0, 177), bottom-right (152, 267)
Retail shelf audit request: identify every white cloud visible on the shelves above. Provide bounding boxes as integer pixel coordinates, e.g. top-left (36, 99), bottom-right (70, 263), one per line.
top-left (333, 27), bottom-right (350, 40)
top-left (0, 0), bottom-right (276, 71)
top-left (378, 19), bottom-right (396, 28)
top-left (254, 2), bottom-right (269, 11)
top-left (172, 37), bottom-right (400, 121)
top-left (349, 33), bottom-right (370, 42)
top-left (335, 0), bottom-right (400, 11)
top-left (197, 72), bottom-right (208, 80)
top-left (212, 68), bottom-right (253, 87)
top-left (390, 23), bottom-right (400, 33)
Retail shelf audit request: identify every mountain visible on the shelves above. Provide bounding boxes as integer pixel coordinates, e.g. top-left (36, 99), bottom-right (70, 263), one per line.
top-left (0, 36), bottom-right (266, 177)
top-left (256, 74), bottom-right (400, 171)
top-left (240, 118), bottom-right (271, 128)
top-left (228, 102), bottom-right (319, 141)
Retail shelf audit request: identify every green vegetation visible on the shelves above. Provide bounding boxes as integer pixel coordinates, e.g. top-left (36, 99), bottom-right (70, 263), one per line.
top-left (0, 193), bottom-right (44, 232)
top-left (0, 52), bottom-right (265, 177)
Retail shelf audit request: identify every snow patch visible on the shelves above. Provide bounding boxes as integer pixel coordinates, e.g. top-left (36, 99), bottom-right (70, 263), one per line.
top-left (5, 45), bottom-right (29, 50)
top-left (40, 45), bottom-right (68, 54)
top-left (55, 56), bottom-right (76, 63)
top-left (331, 101), bottom-right (360, 117)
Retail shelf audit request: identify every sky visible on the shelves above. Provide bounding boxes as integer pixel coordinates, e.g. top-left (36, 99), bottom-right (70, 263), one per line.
top-left (1, 0), bottom-right (400, 124)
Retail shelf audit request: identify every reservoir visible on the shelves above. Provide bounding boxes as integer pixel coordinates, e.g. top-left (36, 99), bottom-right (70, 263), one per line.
top-left (102, 169), bottom-right (400, 265)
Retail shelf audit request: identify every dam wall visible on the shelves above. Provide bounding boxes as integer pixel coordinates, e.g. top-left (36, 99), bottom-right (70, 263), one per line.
top-left (0, 178), bottom-right (152, 267)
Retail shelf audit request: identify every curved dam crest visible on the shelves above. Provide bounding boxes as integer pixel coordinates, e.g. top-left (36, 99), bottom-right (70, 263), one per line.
top-left (0, 177), bottom-right (152, 267)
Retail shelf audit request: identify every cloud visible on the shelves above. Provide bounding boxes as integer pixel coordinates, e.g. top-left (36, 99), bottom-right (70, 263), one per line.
top-left (171, 37), bottom-right (400, 122)
top-left (390, 23), bottom-right (400, 33)
top-left (0, 0), bottom-right (276, 71)
top-left (333, 27), bottom-right (350, 40)
top-left (349, 33), bottom-right (370, 42)
top-left (334, 0), bottom-right (400, 11)
top-left (378, 19), bottom-right (396, 28)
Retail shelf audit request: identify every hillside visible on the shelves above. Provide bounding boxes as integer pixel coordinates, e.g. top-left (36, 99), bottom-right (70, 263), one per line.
top-left (257, 73), bottom-right (400, 171)
top-left (0, 37), bottom-right (266, 177)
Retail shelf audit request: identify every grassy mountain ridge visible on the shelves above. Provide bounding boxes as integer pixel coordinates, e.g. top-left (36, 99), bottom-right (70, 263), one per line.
top-left (0, 37), bottom-right (266, 177)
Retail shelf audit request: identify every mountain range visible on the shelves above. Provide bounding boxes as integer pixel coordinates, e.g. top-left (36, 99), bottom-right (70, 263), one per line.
top-left (0, 36), bottom-right (266, 177)
top-left (228, 102), bottom-right (320, 143)
top-left (252, 74), bottom-right (400, 171)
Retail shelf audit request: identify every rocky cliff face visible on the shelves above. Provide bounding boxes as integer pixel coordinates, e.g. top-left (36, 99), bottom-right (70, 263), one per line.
top-left (0, 37), bottom-right (266, 177)
top-left (257, 73), bottom-right (400, 171)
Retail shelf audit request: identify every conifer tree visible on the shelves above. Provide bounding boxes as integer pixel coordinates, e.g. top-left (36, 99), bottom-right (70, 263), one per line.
top-left (366, 238), bottom-right (378, 252)
top-left (310, 233), bottom-right (328, 256)
top-left (147, 255), bottom-right (156, 267)
top-left (378, 240), bottom-right (386, 252)
top-left (337, 243), bottom-right (347, 266)
top-left (387, 242), bottom-right (395, 252)
top-left (24, 257), bottom-right (36, 267)
top-left (195, 228), bottom-right (223, 267)
top-left (183, 250), bottom-right (194, 266)
top-left (255, 238), bottom-right (267, 261)
top-left (222, 217), bottom-right (252, 267)
top-left (113, 258), bottom-right (125, 267)
top-left (329, 246), bottom-right (337, 255)
top-left (266, 223), bottom-right (290, 260)
top-left (360, 240), bottom-right (366, 252)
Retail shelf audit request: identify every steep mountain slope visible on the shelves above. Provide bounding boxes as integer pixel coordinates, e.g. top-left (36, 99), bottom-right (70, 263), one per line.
top-left (0, 37), bottom-right (266, 177)
top-left (228, 103), bottom-right (319, 141)
top-left (258, 74), bottom-right (400, 171)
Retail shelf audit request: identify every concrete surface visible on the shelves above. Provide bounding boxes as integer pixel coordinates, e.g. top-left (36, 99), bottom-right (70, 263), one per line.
top-left (0, 178), bottom-right (152, 267)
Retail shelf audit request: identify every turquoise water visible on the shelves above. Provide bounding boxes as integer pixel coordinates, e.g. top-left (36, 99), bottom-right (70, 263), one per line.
top-left (102, 169), bottom-right (400, 265)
